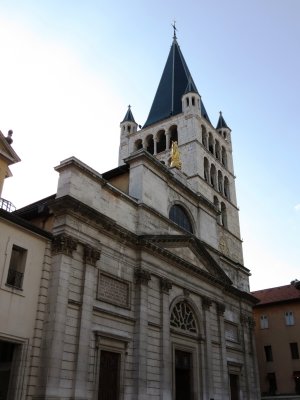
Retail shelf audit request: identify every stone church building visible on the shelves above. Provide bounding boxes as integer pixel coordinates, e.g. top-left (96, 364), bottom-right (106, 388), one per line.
top-left (13, 33), bottom-right (260, 400)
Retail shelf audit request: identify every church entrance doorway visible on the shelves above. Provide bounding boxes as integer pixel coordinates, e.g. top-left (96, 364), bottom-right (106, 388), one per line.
top-left (98, 350), bottom-right (120, 400)
top-left (229, 373), bottom-right (239, 400)
top-left (175, 349), bottom-right (193, 400)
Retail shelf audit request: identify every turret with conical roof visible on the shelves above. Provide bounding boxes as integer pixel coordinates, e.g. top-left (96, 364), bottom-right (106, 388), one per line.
top-left (216, 111), bottom-right (231, 143)
top-left (119, 106), bottom-right (139, 165)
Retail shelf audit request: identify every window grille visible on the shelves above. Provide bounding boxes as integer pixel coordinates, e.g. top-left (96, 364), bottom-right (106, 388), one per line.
top-left (170, 302), bottom-right (197, 333)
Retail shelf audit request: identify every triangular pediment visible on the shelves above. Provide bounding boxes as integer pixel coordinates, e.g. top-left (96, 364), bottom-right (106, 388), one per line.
top-left (141, 234), bottom-right (232, 285)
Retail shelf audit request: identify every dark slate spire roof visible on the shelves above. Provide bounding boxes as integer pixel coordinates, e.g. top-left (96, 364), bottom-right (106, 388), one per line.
top-left (216, 111), bottom-right (229, 130)
top-left (121, 105), bottom-right (136, 123)
top-left (144, 37), bottom-right (210, 128)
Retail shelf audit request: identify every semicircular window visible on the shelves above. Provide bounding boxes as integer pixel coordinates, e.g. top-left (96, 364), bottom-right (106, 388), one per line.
top-left (170, 301), bottom-right (197, 333)
top-left (169, 205), bottom-right (193, 233)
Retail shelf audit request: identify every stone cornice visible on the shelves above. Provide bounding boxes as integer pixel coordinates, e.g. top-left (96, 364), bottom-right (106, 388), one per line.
top-left (48, 195), bottom-right (257, 305)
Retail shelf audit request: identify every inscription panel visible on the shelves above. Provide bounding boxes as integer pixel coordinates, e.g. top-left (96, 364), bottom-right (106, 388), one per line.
top-left (97, 272), bottom-right (131, 309)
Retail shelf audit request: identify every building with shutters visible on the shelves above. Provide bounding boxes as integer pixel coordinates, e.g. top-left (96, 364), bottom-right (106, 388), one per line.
top-left (252, 281), bottom-right (300, 399)
top-left (3, 31), bottom-right (260, 399)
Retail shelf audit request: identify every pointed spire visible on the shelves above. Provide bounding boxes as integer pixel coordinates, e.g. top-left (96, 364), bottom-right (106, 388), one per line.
top-left (216, 111), bottom-right (229, 130)
top-left (121, 105), bottom-right (136, 123)
top-left (144, 34), bottom-right (211, 128)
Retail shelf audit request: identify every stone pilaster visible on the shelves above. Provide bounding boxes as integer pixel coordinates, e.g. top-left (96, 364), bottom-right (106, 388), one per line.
top-left (216, 302), bottom-right (230, 399)
top-left (240, 312), bottom-right (251, 399)
top-left (160, 278), bottom-right (172, 400)
top-left (202, 296), bottom-right (214, 399)
top-left (73, 245), bottom-right (101, 399)
top-left (133, 268), bottom-right (151, 400)
top-left (43, 234), bottom-right (78, 398)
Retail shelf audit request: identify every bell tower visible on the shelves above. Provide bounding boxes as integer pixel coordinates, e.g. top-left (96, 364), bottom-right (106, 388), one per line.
top-left (117, 32), bottom-right (243, 261)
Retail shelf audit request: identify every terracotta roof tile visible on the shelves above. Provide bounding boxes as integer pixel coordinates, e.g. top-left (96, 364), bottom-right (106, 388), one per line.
top-left (251, 283), bottom-right (300, 306)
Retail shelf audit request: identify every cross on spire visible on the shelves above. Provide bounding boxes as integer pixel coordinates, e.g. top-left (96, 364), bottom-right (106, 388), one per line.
top-left (171, 20), bottom-right (177, 40)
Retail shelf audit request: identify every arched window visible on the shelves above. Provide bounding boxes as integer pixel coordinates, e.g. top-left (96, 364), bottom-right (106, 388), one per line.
top-left (169, 125), bottom-right (178, 143)
top-left (208, 132), bottom-right (214, 154)
top-left (145, 135), bottom-right (154, 155)
top-left (218, 170), bottom-right (223, 194)
top-left (210, 164), bottom-right (217, 189)
top-left (221, 146), bottom-right (227, 167)
top-left (201, 125), bottom-right (207, 148)
top-left (221, 202), bottom-right (227, 228)
top-left (204, 157), bottom-right (209, 182)
top-left (214, 196), bottom-right (221, 224)
top-left (224, 176), bottom-right (230, 199)
top-left (215, 140), bottom-right (220, 160)
top-left (134, 139), bottom-right (143, 151)
top-left (169, 205), bottom-right (193, 233)
top-left (156, 130), bottom-right (166, 153)
top-left (170, 301), bottom-right (197, 333)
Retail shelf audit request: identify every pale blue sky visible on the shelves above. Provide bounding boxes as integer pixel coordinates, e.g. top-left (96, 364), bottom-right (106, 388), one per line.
top-left (1, 0), bottom-right (299, 291)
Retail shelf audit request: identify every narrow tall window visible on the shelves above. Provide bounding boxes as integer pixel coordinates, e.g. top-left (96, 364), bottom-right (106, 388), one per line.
top-left (6, 245), bottom-right (27, 289)
top-left (290, 343), bottom-right (299, 359)
top-left (145, 135), bottom-right (154, 155)
top-left (264, 345), bottom-right (273, 362)
top-left (285, 311), bottom-right (295, 326)
top-left (267, 373), bottom-right (277, 395)
top-left (260, 315), bottom-right (269, 329)
top-left (221, 202), bottom-right (227, 228)
top-left (156, 130), bottom-right (166, 153)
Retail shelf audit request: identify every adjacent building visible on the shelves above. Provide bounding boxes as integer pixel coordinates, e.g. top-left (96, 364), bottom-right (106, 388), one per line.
top-left (252, 281), bottom-right (300, 399)
top-left (1, 32), bottom-right (260, 399)
top-left (0, 131), bottom-right (52, 400)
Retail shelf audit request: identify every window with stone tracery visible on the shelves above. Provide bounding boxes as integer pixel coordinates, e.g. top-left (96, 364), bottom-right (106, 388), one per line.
top-left (170, 302), bottom-right (197, 333)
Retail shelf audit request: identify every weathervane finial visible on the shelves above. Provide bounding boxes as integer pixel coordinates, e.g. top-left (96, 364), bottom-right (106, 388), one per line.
top-left (171, 20), bottom-right (177, 40)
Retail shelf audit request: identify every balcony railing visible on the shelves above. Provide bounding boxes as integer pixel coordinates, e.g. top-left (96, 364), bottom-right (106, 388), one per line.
top-left (6, 268), bottom-right (24, 289)
top-left (0, 197), bottom-right (16, 212)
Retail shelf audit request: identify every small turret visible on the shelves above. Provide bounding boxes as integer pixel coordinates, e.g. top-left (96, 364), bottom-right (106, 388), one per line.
top-left (120, 105), bottom-right (138, 135)
top-left (216, 111), bottom-right (231, 142)
top-left (182, 77), bottom-right (201, 115)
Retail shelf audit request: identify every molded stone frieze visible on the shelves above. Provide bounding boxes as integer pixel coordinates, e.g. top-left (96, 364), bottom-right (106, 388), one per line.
top-left (83, 245), bottom-right (101, 266)
top-left (160, 277), bottom-right (172, 293)
top-left (216, 301), bottom-right (226, 316)
top-left (134, 267), bottom-right (151, 285)
top-left (52, 233), bottom-right (78, 256)
top-left (201, 295), bottom-right (212, 310)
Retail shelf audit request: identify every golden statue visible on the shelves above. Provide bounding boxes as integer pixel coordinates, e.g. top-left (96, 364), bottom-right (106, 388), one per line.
top-left (170, 141), bottom-right (182, 169)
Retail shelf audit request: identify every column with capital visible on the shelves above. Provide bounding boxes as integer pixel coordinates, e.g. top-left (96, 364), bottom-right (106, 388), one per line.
top-left (160, 278), bottom-right (173, 400)
top-left (216, 302), bottom-right (230, 399)
top-left (202, 296), bottom-right (214, 399)
top-left (74, 245), bottom-right (101, 399)
top-left (133, 267), bottom-right (151, 400)
top-left (43, 234), bottom-right (78, 399)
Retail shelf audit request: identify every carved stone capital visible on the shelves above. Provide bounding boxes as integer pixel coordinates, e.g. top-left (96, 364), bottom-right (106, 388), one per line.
top-left (52, 234), bottom-right (77, 256)
top-left (134, 268), bottom-right (151, 286)
top-left (160, 278), bottom-right (172, 294)
top-left (84, 245), bottom-right (101, 266)
top-left (201, 296), bottom-right (212, 310)
top-left (216, 302), bottom-right (226, 316)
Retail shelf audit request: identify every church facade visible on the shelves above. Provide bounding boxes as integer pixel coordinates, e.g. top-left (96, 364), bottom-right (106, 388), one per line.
top-left (14, 33), bottom-right (259, 400)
